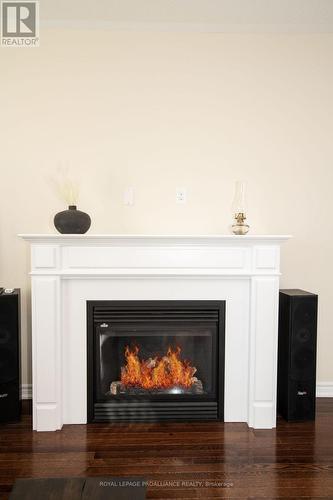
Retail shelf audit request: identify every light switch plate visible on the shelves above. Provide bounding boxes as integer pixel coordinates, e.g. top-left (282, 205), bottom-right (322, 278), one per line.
top-left (124, 187), bottom-right (135, 206)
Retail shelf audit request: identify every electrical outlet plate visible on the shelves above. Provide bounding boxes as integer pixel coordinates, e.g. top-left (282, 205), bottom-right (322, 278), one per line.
top-left (176, 188), bottom-right (186, 204)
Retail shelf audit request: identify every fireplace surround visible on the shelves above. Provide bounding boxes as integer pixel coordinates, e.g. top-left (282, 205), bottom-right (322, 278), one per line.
top-left (87, 300), bottom-right (225, 422)
top-left (20, 234), bottom-right (290, 431)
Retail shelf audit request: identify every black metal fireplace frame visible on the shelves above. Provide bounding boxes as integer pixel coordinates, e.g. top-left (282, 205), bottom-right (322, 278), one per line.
top-left (87, 300), bottom-right (225, 423)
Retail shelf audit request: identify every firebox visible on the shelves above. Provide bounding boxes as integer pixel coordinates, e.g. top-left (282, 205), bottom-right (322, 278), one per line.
top-left (87, 301), bottom-right (225, 422)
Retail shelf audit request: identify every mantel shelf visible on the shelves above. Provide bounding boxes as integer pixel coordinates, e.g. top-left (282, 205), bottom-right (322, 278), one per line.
top-left (19, 234), bottom-right (292, 246)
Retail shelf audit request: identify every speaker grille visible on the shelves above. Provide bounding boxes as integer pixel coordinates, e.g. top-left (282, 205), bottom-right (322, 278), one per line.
top-left (290, 297), bottom-right (317, 382)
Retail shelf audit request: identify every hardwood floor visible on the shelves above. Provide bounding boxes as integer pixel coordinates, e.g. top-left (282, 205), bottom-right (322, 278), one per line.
top-left (1, 400), bottom-right (333, 499)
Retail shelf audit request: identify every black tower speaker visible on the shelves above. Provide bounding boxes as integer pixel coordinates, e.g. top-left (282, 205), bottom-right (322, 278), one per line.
top-left (0, 289), bottom-right (21, 423)
top-left (277, 289), bottom-right (318, 422)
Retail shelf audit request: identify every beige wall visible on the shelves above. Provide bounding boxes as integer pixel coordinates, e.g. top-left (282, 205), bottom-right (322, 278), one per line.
top-left (0, 30), bottom-right (332, 386)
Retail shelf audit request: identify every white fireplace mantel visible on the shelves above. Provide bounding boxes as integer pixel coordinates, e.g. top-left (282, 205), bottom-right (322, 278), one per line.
top-left (20, 234), bottom-right (290, 431)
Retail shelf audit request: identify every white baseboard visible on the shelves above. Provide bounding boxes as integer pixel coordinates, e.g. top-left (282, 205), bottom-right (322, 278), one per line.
top-left (316, 382), bottom-right (333, 397)
top-left (20, 383), bottom-right (333, 400)
top-left (21, 384), bottom-right (32, 400)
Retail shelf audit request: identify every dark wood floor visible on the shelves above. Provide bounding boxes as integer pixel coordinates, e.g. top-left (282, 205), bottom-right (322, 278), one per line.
top-left (1, 400), bottom-right (333, 499)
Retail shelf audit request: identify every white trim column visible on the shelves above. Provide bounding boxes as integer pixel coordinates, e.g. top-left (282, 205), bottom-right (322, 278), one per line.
top-left (31, 245), bottom-right (62, 431)
top-left (248, 276), bottom-right (280, 428)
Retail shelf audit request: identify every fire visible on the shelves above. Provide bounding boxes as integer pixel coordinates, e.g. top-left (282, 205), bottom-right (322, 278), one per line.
top-left (121, 345), bottom-right (197, 390)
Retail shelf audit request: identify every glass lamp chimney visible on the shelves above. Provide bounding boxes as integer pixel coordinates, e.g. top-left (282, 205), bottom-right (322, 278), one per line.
top-left (232, 181), bottom-right (247, 216)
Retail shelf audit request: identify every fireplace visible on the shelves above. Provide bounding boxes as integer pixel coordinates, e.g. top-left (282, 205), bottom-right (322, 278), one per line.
top-left (22, 233), bottom-right (289, 430)
top-left (87, 300), bottom-right (225, 422)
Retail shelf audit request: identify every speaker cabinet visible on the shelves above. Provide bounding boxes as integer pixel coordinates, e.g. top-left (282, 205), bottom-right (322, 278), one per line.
top-left (0, 290), bottom-right (21, 423)
top-left (278, 289), bottom-right (318, 422)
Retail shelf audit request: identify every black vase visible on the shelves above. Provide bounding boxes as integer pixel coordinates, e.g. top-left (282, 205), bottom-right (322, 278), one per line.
top-left (54, 205), bottom-right (91, 234)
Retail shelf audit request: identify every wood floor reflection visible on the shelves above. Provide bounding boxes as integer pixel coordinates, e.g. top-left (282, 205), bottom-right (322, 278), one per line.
top-left (1, 399), bottom-right (333, 498)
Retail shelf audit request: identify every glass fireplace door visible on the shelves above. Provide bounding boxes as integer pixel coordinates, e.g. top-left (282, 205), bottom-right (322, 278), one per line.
top-left (96, 323), bottom-right (217, 401)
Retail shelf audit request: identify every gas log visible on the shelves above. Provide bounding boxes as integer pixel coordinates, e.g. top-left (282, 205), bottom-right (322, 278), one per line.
top-left (109, 378), bottom-right (204, 396)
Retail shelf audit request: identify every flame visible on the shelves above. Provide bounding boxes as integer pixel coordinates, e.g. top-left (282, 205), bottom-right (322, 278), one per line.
top-left (121, 345), bottom-right (197, 390)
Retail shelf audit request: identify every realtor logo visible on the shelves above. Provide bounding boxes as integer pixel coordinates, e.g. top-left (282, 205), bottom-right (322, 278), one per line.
top-left (1, 1), bottom-right (39, 47)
